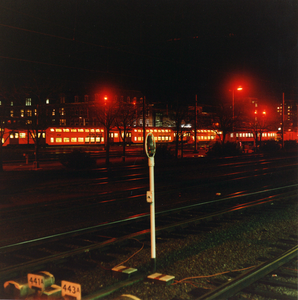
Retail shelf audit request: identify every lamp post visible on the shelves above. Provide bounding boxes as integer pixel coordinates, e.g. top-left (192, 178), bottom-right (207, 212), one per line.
top-left (103, 96), bottom-right (108, 150)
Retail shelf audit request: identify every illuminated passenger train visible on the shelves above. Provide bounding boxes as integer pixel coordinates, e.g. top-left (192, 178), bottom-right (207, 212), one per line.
top-left (2, 126), bottom-right (296, 147)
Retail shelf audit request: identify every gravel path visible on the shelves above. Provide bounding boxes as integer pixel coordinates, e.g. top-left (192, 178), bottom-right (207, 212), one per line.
top-left (98, 202), bottom-right (298, 300)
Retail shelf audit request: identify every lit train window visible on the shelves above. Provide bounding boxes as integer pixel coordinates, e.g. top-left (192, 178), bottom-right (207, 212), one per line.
top-left (10, 133), bottom-right (14, 138)
top-left (169, 137), bottom-right (171, 141)
top-left (71, 138), bottom-right (77, 142)
top-left (50, 128), bottom-right (54, 132)
top-left (165, 130), bottom-right (168, 132)
top-left (78, 129), bottom-right (84, 132)
top-left (162, 136), bottom-right (165, 140)
top-left (154, 129), bottom-right (157, 132)
top-left (146, 129), bottom-right (149, 132)
top-left (71, 129), bottom-right (77, 132)
top-left (56, 138), bottom-right (62, 142)
top-left (90, 137), bottom-right (95, 142)
top-left (56, 129), bottom-right (62, 132)
top-left (91, 129), bottom-right (95, 132)
top-left (264, 133), bottom-right (267, 137)
top-left (96, 137), bottom-right (101, 142)
top-left (78, 137), bottom-right (84, 142)
top-left (135, 137), bottom-right (137, 141)
top-left (138, 129), bottom-right (142, 132)
top-left (102, 137), bottom-right (104, 142)
top-left (63, 128), bottom-right (70, 132)
top-left (230, 133), bottom-right (233, 137)
top-left (85, 137), bottom-right (90, 142)
top-left (166, 136), bottom-right (168, 140)
top-left (101, 129), bottom-right (104, 132)
top-left (96, 129), bottom-right (100, 132)
top-left (158, 136), bottom-right (161, 140)
top-left (64, 137), bottom-right (70, 142)
top-left (134, 129), bottom-right (137, 132)
top-left (115, 133), bottom-right (118, 138)
top-left (20, 132), bottom-right (26, 138)
top-left (50, 137), bottom-right (54, 143)
top-left (85, 129), bottom-right (89, 132)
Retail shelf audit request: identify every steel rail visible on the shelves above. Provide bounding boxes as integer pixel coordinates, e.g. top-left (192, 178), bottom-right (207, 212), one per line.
top-left (195, 245), bottom-right (298, 300)
top-left (0, 188), bottom-right (296, 282)
top-left (1, 184), bottom-right (296, 252)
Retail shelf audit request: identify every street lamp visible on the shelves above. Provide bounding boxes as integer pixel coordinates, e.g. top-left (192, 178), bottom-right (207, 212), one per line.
top-left (232, 86), bottom-right (243, 121)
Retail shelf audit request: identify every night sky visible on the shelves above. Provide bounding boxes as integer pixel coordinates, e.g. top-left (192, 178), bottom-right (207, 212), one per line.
top-left (0, 0), bottom-right (297, 104)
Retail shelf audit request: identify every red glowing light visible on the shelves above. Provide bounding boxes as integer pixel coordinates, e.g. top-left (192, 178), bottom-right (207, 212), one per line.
top-left (237, 86), bottom-right (243, 91)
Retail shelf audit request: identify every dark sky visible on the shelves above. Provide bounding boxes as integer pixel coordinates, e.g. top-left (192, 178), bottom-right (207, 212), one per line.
top-left (0, 0), bottom-right (297, 104)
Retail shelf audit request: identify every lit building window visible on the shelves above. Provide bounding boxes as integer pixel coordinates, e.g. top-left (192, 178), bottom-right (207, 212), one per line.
top-left (10, 110), bottom-right (13, 117)
top-left (59, 107), bottom-right (65, 116)
top-left (25, 98), bottom-right (31, 106)
top-left (60, 96), bottom-right (65, 103)
top-left (60, 119), bottom-right (66, 126)
top-left (20, 109), bottom-right (24, 117)
top-left (11, 101), bottom-right (13, 106)
top-left (52, 109), bottom-right (55, 116)
top-left (46, 99), bottom-right (50, 104)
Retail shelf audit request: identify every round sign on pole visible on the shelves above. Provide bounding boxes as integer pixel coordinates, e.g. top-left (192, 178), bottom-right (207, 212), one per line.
top-left (145, 132), bottom-right (156, 158)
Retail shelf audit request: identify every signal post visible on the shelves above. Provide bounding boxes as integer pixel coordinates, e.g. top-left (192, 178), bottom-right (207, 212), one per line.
top-left (145, 132), bottom-right (156, 272)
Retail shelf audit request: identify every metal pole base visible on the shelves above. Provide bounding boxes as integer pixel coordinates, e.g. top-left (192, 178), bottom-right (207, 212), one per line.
top-left (151, 258), bottom-right (156, 273)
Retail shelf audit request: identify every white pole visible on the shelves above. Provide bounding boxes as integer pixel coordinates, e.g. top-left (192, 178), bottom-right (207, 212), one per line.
top-left (148, 156), bottom-right (156, 271)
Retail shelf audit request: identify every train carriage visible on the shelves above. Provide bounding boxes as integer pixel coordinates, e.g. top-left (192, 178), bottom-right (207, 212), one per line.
top-left (46, 127), bottom-right (105, 146)
top-left (130, 127), bottom-right (174, 143)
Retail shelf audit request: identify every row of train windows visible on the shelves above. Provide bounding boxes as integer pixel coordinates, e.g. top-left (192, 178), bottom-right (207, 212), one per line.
top-left (134, 129), bottom-right (171, 133)
top-left (50, 137), bottom-right (103, 143)
top-left (50, 128), bottom-right (104, 133)
top-left (10, 132), bottom-right (45, 139)
top-left (196, 136), bottom-right (215, 140)
top-left (231, 133), bottom-right (276, 138)
top-left (134, 136), bottom-right (171, 142)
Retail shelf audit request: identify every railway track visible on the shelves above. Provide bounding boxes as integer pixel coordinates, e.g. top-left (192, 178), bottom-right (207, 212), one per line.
top-left (1, 154), bottom-right (297, 242)
top-left (0, 186), bottom-right (297, 299)
top-left (194, 244), bottom-right (298, 299)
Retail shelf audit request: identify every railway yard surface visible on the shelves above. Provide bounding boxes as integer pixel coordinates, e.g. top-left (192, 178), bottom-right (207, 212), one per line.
top-left (0, 149), bottom-right (297, 299)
